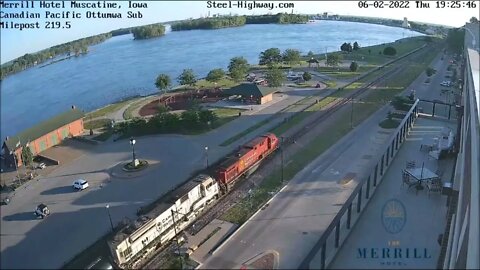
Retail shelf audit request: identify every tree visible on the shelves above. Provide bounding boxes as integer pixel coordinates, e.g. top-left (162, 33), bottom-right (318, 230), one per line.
top-left (228, 57), bottom-right (249, 82)
top-left (177, 69), bottom-right (197, 87)
top-left (383, 46), bottom-right (397, 56)
top-left (155, 74), bottom-right (171, 94)
top-left (307, 51), bottom-right (314, 58)
top-left (353, 41), bottom-right (360, 50)
top-left (326, 54), bottom-right (341, 66)
top-left (21, 145), bottom-right (34, 168)
top-left (259, 48), bottom-right (282, 65)
top-left (470, 17), bottom-right (479, 23)
top-left (282, 49), bottom-right (301, 66)
top-left (265, 65), bottom-right (285, 87)
top-left (349, 61), bottom-right (359, 72)
top-left (206, 68), bottom-right (225, 82)
top-left (302, 72), bottom-right (312, 81)
top-left (340, 42), bottom-right (353, 53)
top-left (426, 67), bottom-right (436, 77)
top-left (198, 110), bottom-right (217, 124)
top-left (181, 110), bottom-right (199, 125)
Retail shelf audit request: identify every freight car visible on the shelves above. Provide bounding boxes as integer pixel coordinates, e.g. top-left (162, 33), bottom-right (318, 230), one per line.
top-left (107, 133), bottom-right (279, 268)
top-left (216, 133), bottom-right (279, 190)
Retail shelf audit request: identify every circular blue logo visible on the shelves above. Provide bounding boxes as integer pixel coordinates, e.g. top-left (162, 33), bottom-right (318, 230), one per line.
top-left (381, 199), bottom-right (406, 234)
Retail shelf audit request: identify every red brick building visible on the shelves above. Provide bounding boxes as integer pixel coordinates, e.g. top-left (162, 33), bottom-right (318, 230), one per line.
top-left (2, 106), bottom-right (84, 168)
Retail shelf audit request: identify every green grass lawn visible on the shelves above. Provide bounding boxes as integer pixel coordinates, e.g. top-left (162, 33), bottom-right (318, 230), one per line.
top-left (270, 96), bottom-right (339, 136)
top-left (379, 118), bottom-right (401, 129)
top-left (316, 65), bottom-right (376, 80)
top-left (85, 97), bottom-right (140, 119)
top-left (124, 98), bottom-right (153, 120)
top-left (84, 118), bottom-right (111, 130)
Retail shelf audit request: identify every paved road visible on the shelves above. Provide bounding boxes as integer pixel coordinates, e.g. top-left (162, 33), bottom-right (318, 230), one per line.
top-left (200, 93), bottom-right (395, 269)
top-left (200, 50), bottom-right (448, 269)
top-left (0, 85), bottom-right (325, 269)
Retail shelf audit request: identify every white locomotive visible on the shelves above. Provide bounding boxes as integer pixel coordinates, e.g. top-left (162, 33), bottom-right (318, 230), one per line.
top-left (108, 174), bottom-right (219, 267)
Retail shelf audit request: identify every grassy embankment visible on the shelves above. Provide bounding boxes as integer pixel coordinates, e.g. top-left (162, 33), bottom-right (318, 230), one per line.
top-left (309, 36), bottom-right (429, 79)
top-left (221, 40), bottom-right (441, 224)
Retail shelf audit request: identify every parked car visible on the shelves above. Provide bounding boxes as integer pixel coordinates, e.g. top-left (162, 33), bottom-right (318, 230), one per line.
top-left (73, 179), bottom-right (89, 190)
top-left (37, 163), bottom-right (46, 169)
top-left (440, 81), bottom-right (452, 87)
top-left (34, 203), bottom-right (50, 218)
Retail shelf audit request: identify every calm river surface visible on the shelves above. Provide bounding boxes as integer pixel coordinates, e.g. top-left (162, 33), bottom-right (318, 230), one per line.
top-left (0, 21), bottom-right (421, 139)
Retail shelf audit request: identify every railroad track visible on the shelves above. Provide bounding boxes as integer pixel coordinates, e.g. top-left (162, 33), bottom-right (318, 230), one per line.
top-left (141, 45), bottom-right (434, 269)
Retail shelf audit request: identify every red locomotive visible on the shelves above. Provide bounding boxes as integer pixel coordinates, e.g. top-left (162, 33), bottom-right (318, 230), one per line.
top-left (216, 133), bottom-right (279, 190)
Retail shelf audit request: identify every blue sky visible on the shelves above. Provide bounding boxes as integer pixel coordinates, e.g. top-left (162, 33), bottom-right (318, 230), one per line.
top-left (1, 0), bottom-right (478, 63)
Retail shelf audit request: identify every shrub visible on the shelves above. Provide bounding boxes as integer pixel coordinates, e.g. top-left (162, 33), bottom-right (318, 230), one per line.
top-left (426, 67), bottom-right (436, 77)
top-left (349, 61), bottom-right (359, 72)
top-left (302, 72), bottom-right (312, 81)
top-left (383, 46), bottom-right (397, 56)
top-left (391, 96), bottom-right (413, 111)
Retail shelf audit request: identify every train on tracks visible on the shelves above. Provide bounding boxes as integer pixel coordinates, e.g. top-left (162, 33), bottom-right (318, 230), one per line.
top-left (108, 133), bottom-right (279, 268)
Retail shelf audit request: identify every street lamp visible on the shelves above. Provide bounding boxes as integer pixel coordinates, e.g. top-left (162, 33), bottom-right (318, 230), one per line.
top-left (105, 204), bottom-right (114, 232)
top-left (280, 136), bottom-right (285, 185)
top-left (204, 146), bottom-right (209, 168)
top-left (171, 208), bottom-right (185, 269)
top-left (350, 97), bottom-right (354, 129)
top-left (129, 137), bottom-right (137, 166)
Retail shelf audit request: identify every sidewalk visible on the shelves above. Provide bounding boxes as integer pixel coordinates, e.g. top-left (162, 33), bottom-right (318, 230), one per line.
top-left (329, 117), bottom-right (456, 269)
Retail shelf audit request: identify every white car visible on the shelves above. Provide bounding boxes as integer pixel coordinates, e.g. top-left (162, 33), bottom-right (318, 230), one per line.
top-left (73, 179), bottom-right (89, 190)
top-left (440, 81), bottom-right (452, 87)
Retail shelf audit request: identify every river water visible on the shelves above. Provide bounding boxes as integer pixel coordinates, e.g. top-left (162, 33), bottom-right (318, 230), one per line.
top-left (0, 20), bottom-right (421, 139)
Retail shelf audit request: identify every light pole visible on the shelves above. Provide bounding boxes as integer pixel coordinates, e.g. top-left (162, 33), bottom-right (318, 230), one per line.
top-left (129, 137), bottom-right (137, 166)
top-left (350, 97), bottom-right (354, 129)
top-left (204, 146), bottom-right (209, 168)
top-left (171, 208), bottom-right (184, 269)
top-left (105, 205), bottom-right (114, 232)
top-left (281, 136), bottom-right (285, 185)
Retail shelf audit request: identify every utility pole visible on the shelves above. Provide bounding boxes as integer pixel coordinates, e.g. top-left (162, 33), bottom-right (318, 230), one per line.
top-left (171, 208), bottom-right (184, 269)
top-left (350, 97), bottom-right (354, 129)
top-left (281, 136), bottom-right (285, 185)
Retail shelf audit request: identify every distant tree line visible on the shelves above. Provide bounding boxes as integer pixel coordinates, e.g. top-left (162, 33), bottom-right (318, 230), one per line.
top-left (131, 24), bottom-right (166, 40)
top-left (246, 13), bottom-right (309, 24)
top-left (171, 16), bottom-right (246, 31)
top-left (1, 33), bottom-right (111, 80)
top-left (110, 28), bottom-right (132, 36)
top-left (172, 13), bottom-right (309, 31)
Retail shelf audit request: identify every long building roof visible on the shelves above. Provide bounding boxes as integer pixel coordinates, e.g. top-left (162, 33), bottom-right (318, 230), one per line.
top-left (224, 83), bottom-right (277, 98)
top-left (3, 107), bottom-right (84, 151)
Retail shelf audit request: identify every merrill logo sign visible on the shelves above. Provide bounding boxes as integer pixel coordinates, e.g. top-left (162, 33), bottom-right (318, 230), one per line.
top-left (357, 247), bottom-right (432, 259)
top-left (356, 199), bottom-right (431, 266)
top-left (381, 199), bottom-right (406, 234)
